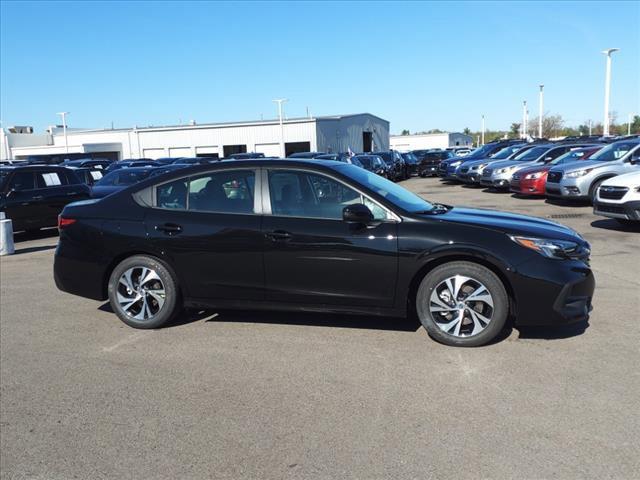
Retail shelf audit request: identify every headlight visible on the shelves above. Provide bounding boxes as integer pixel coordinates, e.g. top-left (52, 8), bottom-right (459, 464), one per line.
top-left (509, 235), bottom-right (581, 259)
top-left (565, 168), bottom-right (593, 178)
top-left (524, 172), bottom-right (544, 180)
top-left (451, 161), bottom-right (462, 167)
top-left (496, 166), bottom-right (514, 174)
top-left (472, 163), bottom-right (488, 171)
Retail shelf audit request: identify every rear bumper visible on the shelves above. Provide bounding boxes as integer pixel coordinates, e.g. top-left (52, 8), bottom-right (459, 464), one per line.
top-left (54, 239), bottom-right (108, 301)
top-left (511, 258), bottom-right (595, 326)
top-left (593, 200), bottom-right (640, 221)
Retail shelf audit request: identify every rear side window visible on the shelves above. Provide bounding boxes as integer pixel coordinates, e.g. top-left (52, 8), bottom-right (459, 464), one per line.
top-left (7, 171), bottom-right (35, 191)
top-left (189, 170), bottom-right (255, 213)
top-left (36, 171), bottom-right (67, 188)
top-left (157, 178), bottom-right (188, 210)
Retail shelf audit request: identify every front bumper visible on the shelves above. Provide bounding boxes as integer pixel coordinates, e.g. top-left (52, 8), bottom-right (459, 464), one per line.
top-left (593, 199), bottom-right (640, 221)
top-left (510, 177), bottom-right (546, 195)
top-left (419, 164), bottom-right (439, 176)
top-left (545, 178), bottom-right (589, 199)
top-left (480, 176), bottom-right (511, 189)
top-left (511, 257), bottom-right (595, 326)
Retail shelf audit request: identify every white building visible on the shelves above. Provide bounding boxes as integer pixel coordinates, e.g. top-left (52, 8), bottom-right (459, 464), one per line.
top-left (390, 132), bottom-right (473, 151)
top-left (1, 113), bottom-right (389, 162)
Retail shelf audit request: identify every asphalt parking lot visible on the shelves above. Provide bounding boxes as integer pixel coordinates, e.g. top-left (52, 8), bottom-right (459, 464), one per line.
top-left (1, 177), bottom-right (639, 480)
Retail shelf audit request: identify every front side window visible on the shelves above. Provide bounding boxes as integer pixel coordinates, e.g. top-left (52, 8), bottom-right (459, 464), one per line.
top-left (268, 170), bottom-right (387, 220)
top-left (590, 142), bottom-right (637, 161)
top-left (7, 171), bottom-right (35, 191)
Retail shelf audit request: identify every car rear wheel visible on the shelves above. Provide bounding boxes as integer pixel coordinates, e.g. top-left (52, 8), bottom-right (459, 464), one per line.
top-left (416, 261), bottom-right (509, 347)
top-left (108, 255), bottom-right (180, 329)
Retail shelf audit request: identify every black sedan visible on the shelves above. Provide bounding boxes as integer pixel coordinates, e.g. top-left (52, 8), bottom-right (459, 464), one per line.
top-left (90, 167), bottom-right (157, 198)
top-left (54, 159), bottom-right (594, 347)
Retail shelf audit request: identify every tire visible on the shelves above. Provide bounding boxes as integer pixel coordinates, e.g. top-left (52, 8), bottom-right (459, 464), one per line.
top-left (108, 255), bottom-right (180, 329)
top-left (589, 178), bottom-right (606, 205)
top-left (416, 261), bottom-right (509, 347)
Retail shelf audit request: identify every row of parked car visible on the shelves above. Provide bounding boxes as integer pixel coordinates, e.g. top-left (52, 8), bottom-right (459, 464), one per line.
top-left (414, 136), bottom-right (640, 226)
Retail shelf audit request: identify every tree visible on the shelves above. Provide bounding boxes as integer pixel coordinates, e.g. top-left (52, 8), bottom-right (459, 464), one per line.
top-left (510, 123), bottom-right (521, 137)
top-left (528, 114), bottom-right (565, 138)
top-left (463, 127), bottom-right (471, 135)
top-left (401, 129), bottom-right (410, 136)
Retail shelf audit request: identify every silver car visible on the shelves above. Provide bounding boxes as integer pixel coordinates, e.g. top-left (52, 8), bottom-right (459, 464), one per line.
top-left (480, 144), bottom-right (581, 189)
top-left (546, 140), bottom-right (640, 202)
top-left (458, 144), bottom-right (530, 184)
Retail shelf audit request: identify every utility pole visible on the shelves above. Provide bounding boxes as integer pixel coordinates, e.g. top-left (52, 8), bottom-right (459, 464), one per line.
top-left (538, 84), bottom-right (544, 138)
top-left (522, 101), bottom-right (528, 139)
top-left (602, 48), bottom-right (619, 136)
top-left (273, 99), bottom-right (288, 158)
top-left (481, 115), bottom-right (485, 145)
top-left (629, 113), bottom-right (633, 136)
top-left (589, 119), bottom-right (592, 135)
top-left (56, 112), bottom-right (70, 154)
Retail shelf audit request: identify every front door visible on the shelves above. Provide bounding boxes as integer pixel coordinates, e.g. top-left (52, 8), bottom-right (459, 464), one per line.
top-left (262, 169), bottom-right (398, 307)
top-left (145, 168), bottom-right (264, 301)
top-left (2, 171), bottom-right (41, 231)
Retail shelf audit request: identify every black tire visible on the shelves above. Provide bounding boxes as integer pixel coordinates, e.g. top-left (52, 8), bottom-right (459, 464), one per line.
top-left (108, 255), bottom-right (180, 329)
top-left (416, 261), bottom-right (509, 347)
top-left (589, 178), bottom-right (606, 205)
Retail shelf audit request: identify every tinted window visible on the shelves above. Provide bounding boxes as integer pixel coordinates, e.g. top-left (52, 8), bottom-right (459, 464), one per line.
top-left (188, 170), bottom-right (255, 214)
top-left (97, 169), bottom-right (153, 186)
top-left (513, 146), bottom-right (550, 161)
top-left (36, 171), bottom-right (67, 188)
top-left (590, 142), bottom-right (638, 161)
top-left (157, 178), bottom-right (188, 210)
top-left (7, 171), bottom-right (35, 191)
top-left (269, 170), bottom-right (367, 220)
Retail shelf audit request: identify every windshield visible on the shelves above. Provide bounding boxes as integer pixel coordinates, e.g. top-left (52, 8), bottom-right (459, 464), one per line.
top-left (551, 148), bottom-right (597, 165)
top-left (96, 169), bottom-right (152, 186)
top-left (513, 146), bottom-right (549, 161)
top-left (337, 164), bottom-right (433, 213)
top-left (492, 146), bottom-right (522, 159)
top-left (354, 156), bottom-right (374, 168)
top-left (589, 142), bottom-right (638, 161)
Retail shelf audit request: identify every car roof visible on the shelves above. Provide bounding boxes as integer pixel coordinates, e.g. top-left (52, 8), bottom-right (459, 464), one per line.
top-left (0, 164), bottom-right (72, 171)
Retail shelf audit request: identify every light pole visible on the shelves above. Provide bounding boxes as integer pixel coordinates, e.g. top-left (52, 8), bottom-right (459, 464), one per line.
top-left (56, 112), bottom-right (70, 154)
top-left (628, 113), bottom-right (634, 136)
top-left (481, 115), bottom-right (485, 145)
top-left (602, 48), bottom-right (619, 136)
top-left (538, 84), bottom-right (544, 138)
top-left (273, 99), bottom-right (288, 157)
top-left (522, 101), bottom-right (528, 139)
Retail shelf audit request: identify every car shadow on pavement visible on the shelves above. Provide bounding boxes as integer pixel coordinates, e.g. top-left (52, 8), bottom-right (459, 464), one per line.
top-left (510, 194), bottom-right (544, 200)
top-left (12, 228), bottom-right (59, 243)
top-left (591, 218), bottom-right (640, 232)
top-left (13, 244), bottom-right (57, 255)
top-left (515, 320), bottom-right (589, 340)
top-left (98, 303), bottom-right (422, 332)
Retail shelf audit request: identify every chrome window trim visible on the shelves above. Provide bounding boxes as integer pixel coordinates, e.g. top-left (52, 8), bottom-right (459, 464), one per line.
top-left (262, 166), bottom-right (401, 222)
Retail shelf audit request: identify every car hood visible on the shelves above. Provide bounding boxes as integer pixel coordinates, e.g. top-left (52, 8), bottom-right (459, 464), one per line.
top-left (549, 159), bottom-right (608, 173)
top-left (433, 207), bottom-right (584, 243)
top-left (515, 164), bottom-right (551, 176)
top-left (601, 170), bottom-right (640, 187)
top-left (486, 159), bottom-right (537, 171)
top-left (90, 185), bottom-right (127, 198)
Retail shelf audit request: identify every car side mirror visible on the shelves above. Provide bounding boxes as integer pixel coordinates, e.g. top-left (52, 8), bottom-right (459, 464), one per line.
top-left (343, 203), bottom-right (374, 224)
top-left (629, 153), bottom-right (640, 165)
top-left (543, 156), bottom-right (554, 163)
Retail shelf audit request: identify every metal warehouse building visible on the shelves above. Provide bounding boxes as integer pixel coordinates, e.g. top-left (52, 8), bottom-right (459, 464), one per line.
top-left (1, 113), bottom-right (389, 162)
top-left (390, 132), bottom-right (473, 151)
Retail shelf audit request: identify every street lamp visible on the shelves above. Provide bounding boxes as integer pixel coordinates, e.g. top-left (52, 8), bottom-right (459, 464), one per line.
top-left (272, 99), bottom-right (288, 157)
top-left (602, 48), bottom-right (619, 136)
top-left (538, 84), bottom-right (544, 138)
top-left (56, 112), bottom-right (70, 154)
top-left (629, 113), bottom-right (635, 136)
top-left (481, 115), bottom-right (485, 145)
top-left (522, 101), bottom-right (528, 139)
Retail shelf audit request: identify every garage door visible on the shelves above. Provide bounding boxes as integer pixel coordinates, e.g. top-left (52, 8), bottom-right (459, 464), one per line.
top-left (255, 143), bottom-right (280, 157)
top-left (169, 147), bottom-right (192, 158)
top-left (143, 148), bottom-right (165, 159)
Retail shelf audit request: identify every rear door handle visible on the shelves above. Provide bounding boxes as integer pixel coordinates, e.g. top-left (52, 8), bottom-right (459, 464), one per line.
top-left (266, 230), bottom-right (292, 241)
top-left (32, 195), bottom-right (44, 200)
top-left (67, 192), bottom-right (79, 196)
top-left (155, 223), bottom-right (183, 235)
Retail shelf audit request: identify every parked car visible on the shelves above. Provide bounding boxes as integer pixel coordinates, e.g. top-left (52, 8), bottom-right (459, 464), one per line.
top-left (228, 153), bottom-right (265, 160)
top-left (54, 159), bottom-right (594, 347)
top-left (0, 165), bottom-right (90, 232)
top-left (439, 140), bottom-right (524, 180)
top-left (90, 166), bottom-right (157, 198)
top-left (510, 146), bottom-right (602, 196)
top-left (352, 155), bottom-right (390, 177)
top-left (171, 157), bottom-right (218, 165)
top-left (546, 140), bottom-right (640, 203)
top-left (154, 157), bottom-right (183, 165)
top-left (400, 152), bottom-right (419, 177)
top-left (458, 144), bottom-right (529, 184)
top-left (447, 147), bottom-right (472, 156)
top-left (62, 158), bottom-right (112, 170)
top-left (593, 171), bottom-right (640, 226)
top-left (69, 167), bottom-right (106, 186)
top-left (414, 150), bottom-right (455, 177)
top-left (287, 152), bottom-right (326, 159)
top-left (480, 144), bottom-right (589, 190)
top-left (315, 153), bottom-right (351, 162)
top-left (371, 151), bottom-right (407, 181)
top-left (105, 159), bottom-right (158, 172)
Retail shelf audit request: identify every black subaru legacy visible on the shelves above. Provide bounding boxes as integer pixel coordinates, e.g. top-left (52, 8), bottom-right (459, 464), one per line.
top-left (53, 159), bottom-right (594, 347)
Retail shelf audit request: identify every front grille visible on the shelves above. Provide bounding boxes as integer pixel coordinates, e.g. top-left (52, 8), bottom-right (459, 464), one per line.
top-left (548, 171), bottom-right (563, 183)
top-left (599, 186), bottom-right (628, 200)
top-left (483, 169), bottom-right (492, 177)
top-left (596, 204), bottom-right (626, 214)
top-left (460, 167), bottom-right (469, 173)
top-left (512, 173), bottom-right (520, 180)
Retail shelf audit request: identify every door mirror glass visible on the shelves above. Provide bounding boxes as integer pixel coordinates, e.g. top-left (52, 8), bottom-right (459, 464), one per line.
top-left (629, 152), bottom-right (640, 164)
top-left (343, 203), bottom-right (374, 224)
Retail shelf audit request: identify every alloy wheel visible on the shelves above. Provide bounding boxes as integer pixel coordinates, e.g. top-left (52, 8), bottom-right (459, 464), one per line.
top-left (428, 275), bottom-right (494, 337)
top-left (117, 266), bottom-right (166, 321)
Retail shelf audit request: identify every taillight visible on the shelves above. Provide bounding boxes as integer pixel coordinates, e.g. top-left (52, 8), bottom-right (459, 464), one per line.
top-left (58, 216), bottom-right (76, 229)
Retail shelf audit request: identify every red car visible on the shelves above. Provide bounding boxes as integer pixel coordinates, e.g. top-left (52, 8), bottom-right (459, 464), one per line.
top-left (510, 146), bottom-right (603, 196)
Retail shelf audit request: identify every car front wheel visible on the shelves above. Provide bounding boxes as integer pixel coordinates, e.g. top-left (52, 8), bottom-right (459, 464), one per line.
top-left (416, 261), bottom-right (509, 347)
top-left (108, 255), bottom-right (180, 329)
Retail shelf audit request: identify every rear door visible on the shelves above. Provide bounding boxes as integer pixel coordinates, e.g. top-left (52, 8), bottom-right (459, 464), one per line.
top-left (2, 171), bottom-right (38, 230)
top-left (261, 168), bottom-right (398, 307)
top-left (144, 168), bottom-right (265, 301)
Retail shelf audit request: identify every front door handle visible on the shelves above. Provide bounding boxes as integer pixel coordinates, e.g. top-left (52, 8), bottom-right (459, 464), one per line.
top-left (266, 230), bottom-right (292, 242)
top-left (32, 195), bottom-right (44, 200)
top-left (155, 223), bottom-right (183, 235)
top-left (66, 192), bottom-right (79, 196)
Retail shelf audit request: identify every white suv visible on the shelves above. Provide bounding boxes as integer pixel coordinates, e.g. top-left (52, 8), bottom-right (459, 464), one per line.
top-left (593, 171), bottom-right (640, 226)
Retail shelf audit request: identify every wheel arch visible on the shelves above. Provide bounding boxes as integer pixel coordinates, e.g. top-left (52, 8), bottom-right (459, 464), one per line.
top-left (588, 174), bottom-right (618, 196)
top-left (406, 252), bottom-right (517, 321)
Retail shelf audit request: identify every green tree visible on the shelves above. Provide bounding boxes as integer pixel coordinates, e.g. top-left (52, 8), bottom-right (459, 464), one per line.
top-left (463, 127), bottom-right (471, 135)
top-left (510, 123), bottom-right (521, 137)
top-left (401, 129), bottom-right (410, 136)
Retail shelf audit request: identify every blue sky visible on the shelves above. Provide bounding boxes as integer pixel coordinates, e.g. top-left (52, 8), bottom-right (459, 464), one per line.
top-left (1, 1), bottom-right (638, 134)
